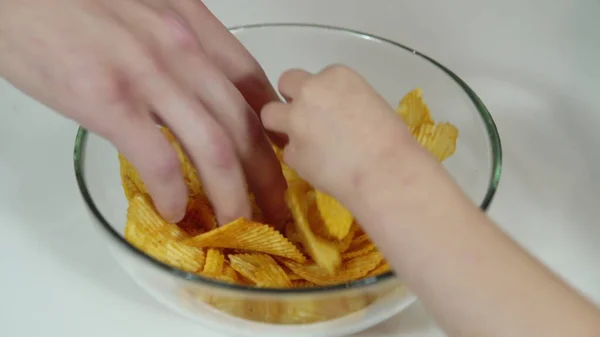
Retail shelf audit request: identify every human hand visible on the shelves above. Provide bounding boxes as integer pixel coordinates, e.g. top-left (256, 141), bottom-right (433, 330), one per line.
top-left (261, 65), bottom-right (424, 203)
top-left (0, 0), bottom-right (286, 224)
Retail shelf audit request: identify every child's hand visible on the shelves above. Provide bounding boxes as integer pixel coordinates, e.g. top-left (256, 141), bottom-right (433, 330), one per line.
top-left (261, 65), bottom-right (420, 200)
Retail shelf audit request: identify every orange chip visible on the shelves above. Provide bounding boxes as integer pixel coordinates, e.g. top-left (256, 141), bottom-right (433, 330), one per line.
top-left (395, 88), bottom-right (434, 131)
top-left (229, 253), bottom-right (292, 288)
top-left (185, 218), bottom-right (306, 263)
top-left (125, 195), bottom-right (205, 272)
top-left (286, 183), bottom-right (341, 274)
top-left (282, 251), bottom-right (384, 286)
top-left (414, 122), bottom-right (459, 162)
top-left (314, 191), bottom-right (354, 240)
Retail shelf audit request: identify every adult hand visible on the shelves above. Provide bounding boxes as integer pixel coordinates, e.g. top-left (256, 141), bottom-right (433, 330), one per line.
top-left (0, 0), bottom-right (287, 224)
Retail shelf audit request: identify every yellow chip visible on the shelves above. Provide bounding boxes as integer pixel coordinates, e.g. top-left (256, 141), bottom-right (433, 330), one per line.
top-left (286, 183), bottom-right (341, 274)
top-left (414, 122), bottom-right (459, 162)
top-left (177, 195), bottom-right (216, 235)
top-left (126, 194), bottom-right (189, 239)
top-left (118, 154), bottom-right (147, 199)
top-left (364, 261), bottom-right (392, 278)
top-left (229, 253), bottom-right (292, 288)
top-left (395, 88), bottom-right (434, 131)
top-left (282, 251), bottom-right (384, 286)
top-left (335, 225), bottom-right (357, 253)
top-left (125, 195), bottom-right (205, 272)
top-left (350, 233), bottom-right (371, 248)
top-left (185, 218), bottom-right (306, 263)
top-left (203, 248), bottom-right (225, 275)
top-left (342, 241), bottom-right (376, 260)
top-left (292, 280), bottom-right (316, 288)
top-left (160, 127), bottom-right (204, 197)
top-left (248, 193), bottom-right (264, 223)
top-left (314, 191), bottom-right (353, 240)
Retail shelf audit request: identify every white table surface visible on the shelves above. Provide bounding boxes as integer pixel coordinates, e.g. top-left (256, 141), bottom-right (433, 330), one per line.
top-left (1, 0), bottom-right (599, 336)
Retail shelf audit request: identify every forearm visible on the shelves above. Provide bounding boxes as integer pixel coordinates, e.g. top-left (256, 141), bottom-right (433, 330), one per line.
top-left (348, 148), bottom-right (600, 337)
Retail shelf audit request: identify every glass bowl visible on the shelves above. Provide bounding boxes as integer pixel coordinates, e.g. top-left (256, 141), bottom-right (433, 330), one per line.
top-left (74, 23), bottom-right (502, 337)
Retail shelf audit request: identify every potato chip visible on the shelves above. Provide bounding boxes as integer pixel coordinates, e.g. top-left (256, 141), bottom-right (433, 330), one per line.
top-left (203, 249), bottom-right (225, 275)
top-left (335, 225), bottom-right (357, 253)
top-left (364, 261), bottom-right (392, 278)
top-left (342, 241), bottom-right (376, 260)
top-left (292, 280), bottom-right (316, 288)
top-left (395, 88), bottom-right (434, 131)
top-left (414, 122), bottom-right (459, 162)
top-left (350, 232), bottom-right (371, 248)
top-left (125, 195), bottom-right (205, 272)
top-left (175, 195), bottom-right (214, 236)
top-left (248, 193), bottom-right (264, 223)
top-left (127, 194), bottom-right (189, 239)
top-left (286, 183), bottom-right (341, 274)
top-left (119, 154), bottom-right (147, 199)
top-left (159, 127), bottom-right (204, 197)
top-left (229, 253), bottom-right (292, 288)
top-left (314, 191), bottom-right (353, 240)
top-left (185, 218), bottom-right (306, 263)
top-left (282, 251), bottom-right (384, 286)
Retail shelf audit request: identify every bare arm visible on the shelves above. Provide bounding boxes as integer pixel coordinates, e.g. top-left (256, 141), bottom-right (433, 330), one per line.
top-left (349, 147), bottom-right (600, 337)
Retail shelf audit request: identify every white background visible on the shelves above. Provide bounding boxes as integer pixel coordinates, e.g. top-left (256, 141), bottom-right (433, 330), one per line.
top-left (1, 0), bottom-right (599, 336)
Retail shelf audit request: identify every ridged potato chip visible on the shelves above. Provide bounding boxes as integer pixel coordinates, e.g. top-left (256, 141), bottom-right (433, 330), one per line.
top-left (176, 195), bottom-right (214, 236)
top-left (159, 127), bottom-right (204, 197)
top-left (314, 191), bottom-right (353, 240)
top-left (286, 183), bottom-right (341, 274)
top-left (342, 241), bottom-right (376, 260)
top-left (229, 253), bottom-right (292, 288)
top-left (185, 218), bottom-right (306, 263)
top-left (292, 280), bottom-right (317, 288)
top-left (365, 261), bottom-right (392, 278)
top-left (414, 122), bottom-right (459, 162)
top-left (119, 154), bottom-right (147, 199)
top-left (282, 251), bottom-right (384, 286)
top-left (125, 195), bottom-right (205, 272)
top-left (203, 248), bottom-right (225, 275)
top-left (395, 88), bottom-right (434, 131)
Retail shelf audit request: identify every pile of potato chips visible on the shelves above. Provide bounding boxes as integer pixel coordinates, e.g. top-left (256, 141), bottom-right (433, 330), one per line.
top-left (120, 88), bottom-right (458, 291)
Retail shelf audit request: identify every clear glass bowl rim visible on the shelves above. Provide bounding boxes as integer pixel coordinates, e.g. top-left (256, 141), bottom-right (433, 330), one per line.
top-left (73, 22), bottom-right (503, 296)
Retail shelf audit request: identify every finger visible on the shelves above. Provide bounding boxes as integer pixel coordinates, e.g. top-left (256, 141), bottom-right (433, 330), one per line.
top-left (154, 12), bottom-right (289, 225)
top-left (126, 57), bottom-right (251, 225)
top-left (168, 1), bottom-right (286, 145)
top-left (278, 69), bottom-right (312, 100)
top-left (99, 109), bottom-right (188, 223)
top-left (261, 101), bottom-right (292, 134)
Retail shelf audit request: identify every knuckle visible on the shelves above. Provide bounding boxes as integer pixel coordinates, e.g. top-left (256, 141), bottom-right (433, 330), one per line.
top-left (322, 64), bottom-right (353, 77)
top-left (68, 66), bottom-right (127, 105)
top-left (147, 150), bottom-right (182, 183)
top-left (205, 127), bottom-right (237, 170)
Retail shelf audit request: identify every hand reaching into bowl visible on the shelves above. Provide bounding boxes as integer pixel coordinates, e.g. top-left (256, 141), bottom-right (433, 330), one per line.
top-left (262, 65), bottom-right (600, 337)
top-left (0, 0), bottom-right (287, 225)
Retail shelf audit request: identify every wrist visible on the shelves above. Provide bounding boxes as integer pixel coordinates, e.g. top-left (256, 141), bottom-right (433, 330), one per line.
top-left (344, 139), bottom-right (475, 237)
